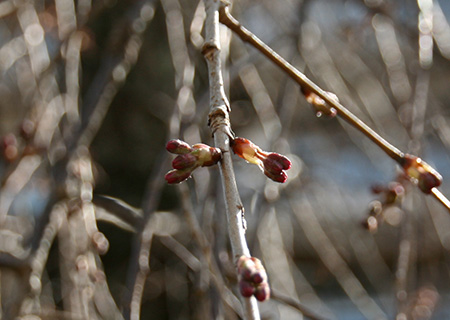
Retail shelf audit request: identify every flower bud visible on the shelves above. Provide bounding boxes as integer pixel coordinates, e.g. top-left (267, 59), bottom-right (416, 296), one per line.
top-left (165, 169), bottom-right (192, 184)
top-left (192, 144), bottom-right (222, 167)
top-left (264, 169), bottom-right (288, 183)
top-left (166, 139), bottom-right (192, 154)
top-left (165, 139), bottom-right (222, 184)
top-left (238, 256), bottom-right (257, 281)
top-left (254, 282), bottom-right (270, 302)
top-left (237, 256), bottom-right (270, 301)
top-left (402, 154), bottom-right (442, 194)
top-left (172, 154), bottom-right (197, 170)
top-left (2, 133), bottom-right (18, 162)
top-left (239, 280), bottom-right (255, 298)
top-left (231, 137), bottom-right (291, 183)
top-left (230, 137), bottom-right (261, 166)
top-left (302, 88), bottom-right (338, 118)
top-left (252, 270), bottom-right (267, 284)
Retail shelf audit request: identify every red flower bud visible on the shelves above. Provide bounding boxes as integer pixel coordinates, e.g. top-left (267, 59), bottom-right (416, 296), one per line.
top-left (164, 169), bottom-right (192, 184)
top-left (264, 169), bottom-right (288, 183)
top-left (237, 256), bottom-right (270, 301)
top-left (239, 280), bottom-right (255, 298)
top-left (2, 133), bottom-right (18, 162)
top-left (172, 154), bottom-right (197, 170)
top-left (231, 138), bottom-right (291, 183)
top-left (166, 139), bottom-right (192, 154)
top-left (252, 270), bottom-right (267, 284)
top-left (165, 139), bottom-right (222, 184)
top-left (254, 282), bottom-right (270, 302)
top-left (402, 154), bottom-right (442, 194)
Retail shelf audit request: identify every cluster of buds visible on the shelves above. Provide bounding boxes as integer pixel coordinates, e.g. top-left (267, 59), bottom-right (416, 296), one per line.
top-left (301, 88), bottom-right (338, 118)
top-left (230, 137), bottom-right (291, 183)
top-left (1, 119), bottom-right (37, 163)
top-left (363, 181), bottom-right (405, 232)
top-left (165, 139), bottom-right (222, 184)
top-left (237, 255), bottom-right (270, 302)
top-left (401, 154), bottom-right (442, 194)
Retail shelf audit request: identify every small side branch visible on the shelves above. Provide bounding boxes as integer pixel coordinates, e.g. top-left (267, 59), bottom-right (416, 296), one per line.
top-left (218, 4), bottom-right (403, 164)
top-left (218, 3), bottom-right (450, 213)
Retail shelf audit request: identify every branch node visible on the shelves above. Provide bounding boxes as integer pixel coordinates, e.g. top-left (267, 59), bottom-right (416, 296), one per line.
top-left (202, 42), bottom-right (219, 60)
top-left (208, 106), bottom-right (234, 139)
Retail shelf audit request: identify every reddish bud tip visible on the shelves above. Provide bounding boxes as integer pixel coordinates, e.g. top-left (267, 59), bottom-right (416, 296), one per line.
top-left (254, 283), bottom-right (270, 302)
top-left (172, 154), bottom-right (197, 170)
top-left (418, 171), bottom-right (442, 194)
top-left (231, 138), bottom-right (291, 183)
top-left (239, 280), bottom-right (255, 298)
top-left (2, 134), bottom-right (19, 162)
top-left (264, 169), bottom-right (288, 183)
top-left (237, 256), bottom-right (257, 281)
top-left (252, 270), bottom-right (267, 284)
top-left (263, 153), bottom-right (292, 174)
top-left (166, 139), bottom-right (192, 154)
top-left (165, 169), bottom-right (192, 184)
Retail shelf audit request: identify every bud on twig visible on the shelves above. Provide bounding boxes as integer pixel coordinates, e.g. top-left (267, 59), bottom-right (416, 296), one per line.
top-left (237, 255), bottom-right (270, 302)
top-left (230, 137), bottom-right (292, 183)
top-left (164, 139), bottom-right (222, 184)
top-left (166, 139), bottom-right (192, 154)
top-left (402, 154), bottom-right (442, 194)
top-left (302, 88), bottom-right (338, 118)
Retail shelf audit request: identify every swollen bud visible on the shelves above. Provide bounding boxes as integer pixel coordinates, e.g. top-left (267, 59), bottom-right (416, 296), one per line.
top-left (165, 139), bottom-right (222, 184)
top-left (302, 88), bottom-right (338, 118)
top-left (237, 255), bottom-right (270, 302)
top-left (402, 154), bottom-right (442, 194)
top-left (254, 282), bottom-right (270, 302)
top-left (165, 169), bottom-right (193, 184)
top-left (166, 139), bottom-right (192, 154)
top-left (239, 280), bottom-right (255, 297)
top-left (231, 137), bottom-right (292, 183)
top-left (172, 154), bottom-right (197, 170)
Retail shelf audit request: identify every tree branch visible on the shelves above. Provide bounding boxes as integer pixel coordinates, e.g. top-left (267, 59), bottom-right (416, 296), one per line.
top-left (202, 1), bottom-right (260, 319)
top-left (218, 3), bottom-right (450, 213)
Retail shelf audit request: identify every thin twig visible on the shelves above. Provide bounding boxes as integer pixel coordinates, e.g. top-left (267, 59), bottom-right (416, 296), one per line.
top-left (218, 3), bottom-right (450, 213)
top-left (219, 4), bottom-right (403, 163)
top-left (203, 1), bottom-right (260, 319)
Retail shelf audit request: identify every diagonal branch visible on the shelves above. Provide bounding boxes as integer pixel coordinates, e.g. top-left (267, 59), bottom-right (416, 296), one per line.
top-left (218, 3), bottom-right (450, 213)
top-left (202, 0), bottom-right (260, 319)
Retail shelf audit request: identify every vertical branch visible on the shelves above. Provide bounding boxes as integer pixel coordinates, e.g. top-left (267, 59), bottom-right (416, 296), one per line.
top-left (202, 1), bottom-right (260, 319)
